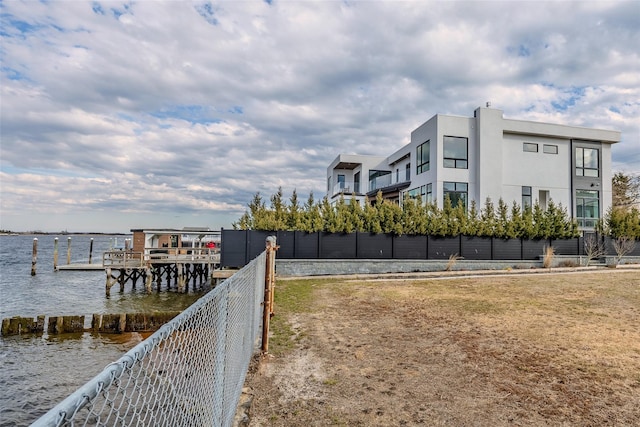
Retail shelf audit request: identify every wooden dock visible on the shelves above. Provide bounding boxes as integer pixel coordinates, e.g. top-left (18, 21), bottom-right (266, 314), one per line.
top-left (57, 263), bottom-right (104, 271)
top-left (101, 248), bottom-right (224, 296)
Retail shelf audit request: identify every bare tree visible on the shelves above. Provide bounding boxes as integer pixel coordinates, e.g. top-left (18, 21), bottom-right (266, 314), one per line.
top-left (612, 172), bottom-right (640, 211)
top-left (613, 236), bottom-right (637, 266)
top-left (583, 234), bottom-right (606, 266)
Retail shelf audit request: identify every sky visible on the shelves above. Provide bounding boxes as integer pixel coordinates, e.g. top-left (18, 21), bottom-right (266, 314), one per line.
top-left (1, 0), bottom-right (639, 233)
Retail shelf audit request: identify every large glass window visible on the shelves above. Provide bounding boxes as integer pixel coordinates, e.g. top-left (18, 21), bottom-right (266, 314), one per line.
top-left (522, 186), bottom-right (532, 208)
top-left (406, 163), bottom-right (410, 181)
top-left (576, 190), bottom-right (599, 228)
top-left (354, 172), bottom-right (360, 193)
top-left (416, 141), bottom-right (430, 174)
top-left (444, 136), bottom-right (468, 169)
top-left (576, 147), bottom-right (599, 177)
top-left (337, 174), bottom-right (345, 189)
top-left (404, 183), bottom-right (432, 204)
top-left (443, 181), bottom-right (468, 209)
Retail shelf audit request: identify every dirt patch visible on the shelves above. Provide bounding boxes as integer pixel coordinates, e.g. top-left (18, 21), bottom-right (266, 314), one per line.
top-left (245, 270), bottom-right (640, 426)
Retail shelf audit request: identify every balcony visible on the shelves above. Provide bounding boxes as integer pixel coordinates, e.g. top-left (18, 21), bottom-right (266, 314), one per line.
top-left (332, 181), bottom-right (361, 197)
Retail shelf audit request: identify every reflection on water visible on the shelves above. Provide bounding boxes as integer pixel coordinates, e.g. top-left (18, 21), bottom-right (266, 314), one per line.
top-left (0, 235), bottom-right (206, 426)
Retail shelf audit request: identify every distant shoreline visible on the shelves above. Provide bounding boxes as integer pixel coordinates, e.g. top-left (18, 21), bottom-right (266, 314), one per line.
top-left (0, 232), bottom-right (128, 236)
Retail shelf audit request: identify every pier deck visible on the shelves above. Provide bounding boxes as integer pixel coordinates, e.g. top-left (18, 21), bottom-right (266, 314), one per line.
top-left (57, 263), bottom-right (104, 271)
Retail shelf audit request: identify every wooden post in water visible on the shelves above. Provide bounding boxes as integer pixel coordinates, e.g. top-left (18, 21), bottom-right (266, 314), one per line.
top-left (31, 238), bottom-right (38, 276)
top-left (89, 238), bottom-right (94, 264)
top-left (66, 237), bottom-right (71, 265)
top-left (53, 237), bottom-right (59, 271)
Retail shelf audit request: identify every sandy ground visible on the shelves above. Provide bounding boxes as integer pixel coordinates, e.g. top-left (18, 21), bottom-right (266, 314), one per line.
top-left (244, 269), bottom-right (640, 426)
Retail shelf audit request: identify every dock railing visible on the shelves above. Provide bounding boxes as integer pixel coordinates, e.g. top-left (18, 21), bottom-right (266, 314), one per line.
top-left (103, 247), bottom-right (220, 268)
top-left (33, 239), bottom-right (276, 427)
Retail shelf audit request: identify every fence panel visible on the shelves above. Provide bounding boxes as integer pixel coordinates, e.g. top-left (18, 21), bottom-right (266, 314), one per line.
top-left (460, 236), bottom-right (492, 260)
top-left (523, 239), bottom-right (550, 260)
top-left (320, 232), bottom-right (356, 259)
top-left (32, 252), bottom-right (267, 427)
top-left (357, 233), bottom-right (393, 259)
top-left (493, 238), bottom-right (522, 260)
top-left (551, 238), bottom-right (580, 255)
top-left (428, 236), bottom-right (460, 259)
top-left (221, 229), bottom-right (248, 268)
top-left (294, 232), bottom-right (320, 259)
top-left (393, 235), bottom-right (427, 259)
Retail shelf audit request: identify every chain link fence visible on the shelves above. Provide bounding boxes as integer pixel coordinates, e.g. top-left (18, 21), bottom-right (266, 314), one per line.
top-left (32, 250), bottom-right (267, 427)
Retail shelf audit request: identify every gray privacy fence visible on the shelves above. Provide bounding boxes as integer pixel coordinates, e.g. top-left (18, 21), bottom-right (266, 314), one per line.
top-left (32, 251), bottom-right (267, 427)
top-left (221, 229), bottom-right (640, 268)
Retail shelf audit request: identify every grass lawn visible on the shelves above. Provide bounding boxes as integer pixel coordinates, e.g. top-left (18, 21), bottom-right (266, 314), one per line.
top-left (246, 270), bottom-right (640, 426)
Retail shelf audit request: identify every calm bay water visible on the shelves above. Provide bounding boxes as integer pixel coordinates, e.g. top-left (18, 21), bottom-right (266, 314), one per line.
top-left (0, 235), bottom-right (203, 426)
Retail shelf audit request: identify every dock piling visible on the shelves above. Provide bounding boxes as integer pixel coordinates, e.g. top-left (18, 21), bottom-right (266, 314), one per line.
top-left (31, 238), bottom-right (38, 276)
top-left (53, 237), bottom-right (59, 271)
top-left (89, 238), bottom-right (94, 264)
top-left (66, 237), bottom-right (71, 265)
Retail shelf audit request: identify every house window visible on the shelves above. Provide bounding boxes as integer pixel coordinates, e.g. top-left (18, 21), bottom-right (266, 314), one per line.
top-left (396, 168), bottom-right (400, 183)
top-left (416, 140), bottom-right (430, 174)
top-left (444, 136), bottom-right (468, 169)
top-left (523, 142), bottom-right (538, 152)
top-left (406, 163), bottom-right (410, 181)
top-left (576, 190), bottom-right (599, 228)
top-left (576, 147), bottom-right (599, 177)
top-left (522, 186), bottom-right (532, 208)
top-left (354, 172), bottom-right (360, 193)
top-left (337, 174), bottom-right (345, 189)
top-left (404, 183), bottom-right (433, 204)
top-left (543, 144), bottom-right (558, 154)
top-left (443, 181), bottom-right (468, 210)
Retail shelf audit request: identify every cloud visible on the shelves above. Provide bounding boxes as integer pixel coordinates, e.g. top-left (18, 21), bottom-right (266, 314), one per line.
top-left (1, 0), bottom-right (638, 232)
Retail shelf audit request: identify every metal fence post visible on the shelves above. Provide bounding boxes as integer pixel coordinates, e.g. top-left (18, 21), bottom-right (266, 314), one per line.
top-left (261, 236), bottom-right (278, 354)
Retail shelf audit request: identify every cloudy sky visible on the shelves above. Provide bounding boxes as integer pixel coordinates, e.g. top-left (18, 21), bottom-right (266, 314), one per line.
top-left (1, 0), bottom-right (638, 233)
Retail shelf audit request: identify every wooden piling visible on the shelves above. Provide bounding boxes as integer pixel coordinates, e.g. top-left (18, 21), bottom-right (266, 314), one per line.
top-left (89, 238), bottom-right (94, 264)
top-left (66, 237), bottom-right (71, 265)
top-left (31, 238), bottom-right (38, 276)
top-left (261, 236), bottom-right (278, 354)
top-left (53, 237), bottom-right (59, 271)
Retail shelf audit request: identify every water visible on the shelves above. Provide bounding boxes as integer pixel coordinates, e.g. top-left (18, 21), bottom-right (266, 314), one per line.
top-left (0, 235), bottom-right (204, 426)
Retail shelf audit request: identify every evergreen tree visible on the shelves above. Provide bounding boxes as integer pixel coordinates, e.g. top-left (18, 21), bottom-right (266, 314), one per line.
top-left (347, 196), bottom-right (365, 232)
top-left (430, 198), bottom-right (449, 236)
top-left (378, 199), bottom-right (403, 234)
top-left (508, 201), bottom-right (523, 239)
top-left (363, 199), bottom-right (382, 233)
top-left (287, 189), bottom-right (303, 230)
top-left (520, 204), bottom-right (535, 239)
top-left (304, 192), bottom-right (324, 232)
top-left (270, 187), bottom-right (287, 230)
top-left (320, 196), bottom-right (339, 232)
top-left (532, 202), bottom-right (548, 239)
top-left (401, 198), bottom-right (422, 234)
top-left (495, 198), bottom-right (509, 239)
top-left (478, 198), bottom-right (496, 237)
top-left (464, 200), bottom-right (480, 236)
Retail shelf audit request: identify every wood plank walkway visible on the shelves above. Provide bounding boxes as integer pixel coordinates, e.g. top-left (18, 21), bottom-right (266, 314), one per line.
top-left (57, 263), bottom-right (104, 271)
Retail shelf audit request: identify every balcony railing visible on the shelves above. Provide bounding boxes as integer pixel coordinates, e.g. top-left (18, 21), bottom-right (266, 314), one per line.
top-left (332, 181), bottom-right (361, 196)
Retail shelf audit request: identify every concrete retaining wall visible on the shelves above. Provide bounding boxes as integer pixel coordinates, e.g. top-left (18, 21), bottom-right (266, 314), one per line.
top-left (275, 256), bottom-right (640, 277)
top-left (275, 259), bottom-right (542, 277)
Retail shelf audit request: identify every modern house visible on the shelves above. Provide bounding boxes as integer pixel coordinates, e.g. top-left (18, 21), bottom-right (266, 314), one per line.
top-left (327, 105), bottom-right (621, 230)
